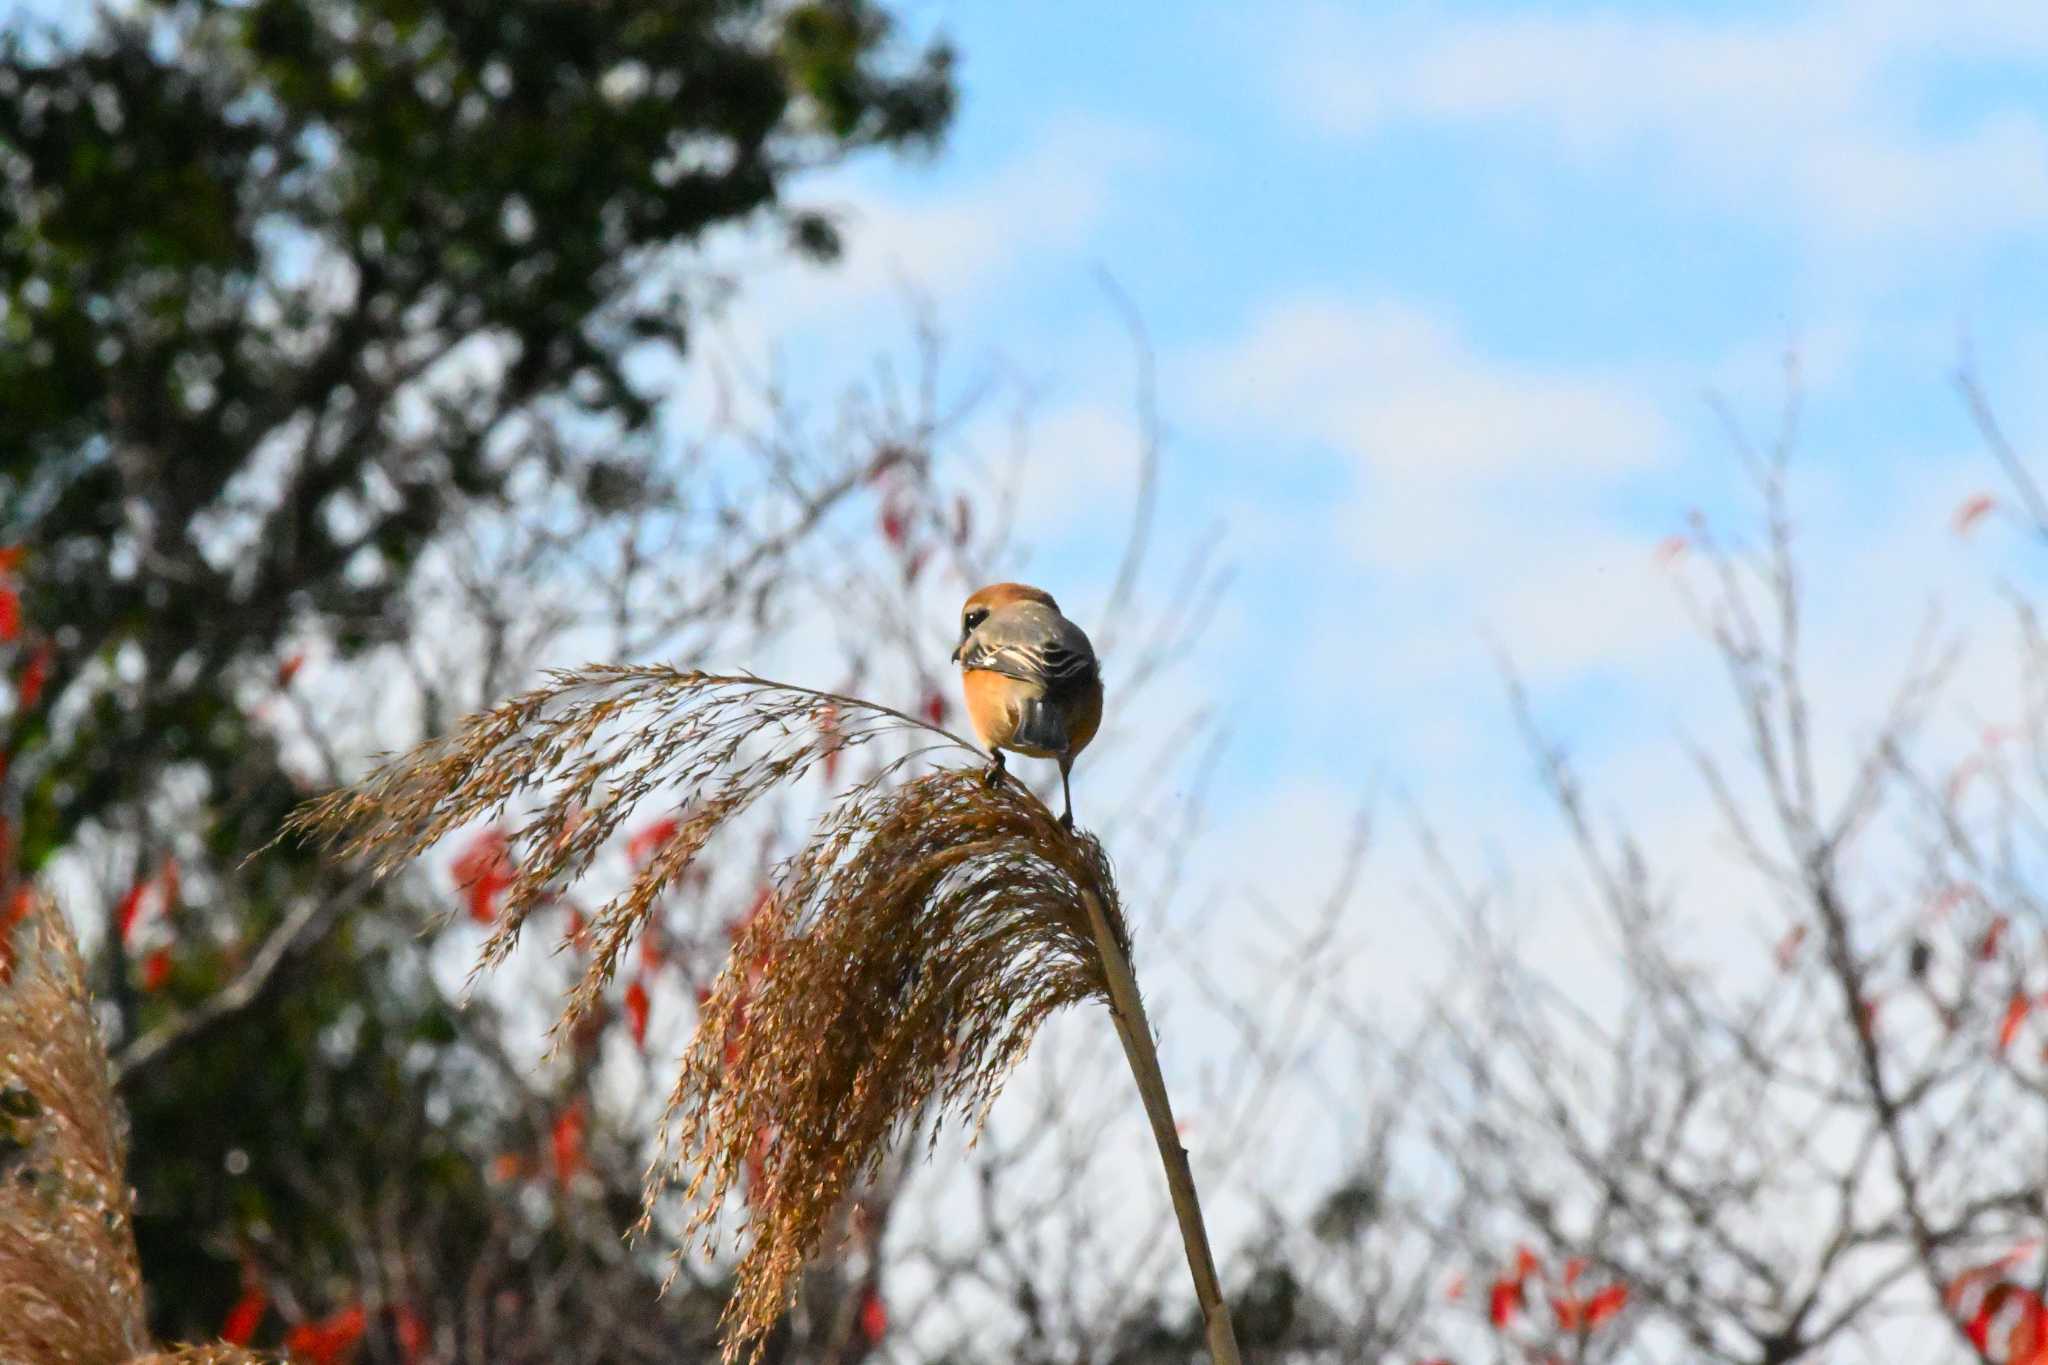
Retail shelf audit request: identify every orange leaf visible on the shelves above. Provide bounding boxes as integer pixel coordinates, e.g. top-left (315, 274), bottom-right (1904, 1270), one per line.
top-left (564, 903), bottom-right (589, 952)
top-left (451, 829), bottom-right (512, 924)
top-left (743, 1122), bottom-right (772, 1207)
top-left (1584, 1283), bottom-right (1628, 1327)
top-left (2000, 993), bottom-right (2032, 1053)
top-left (1489, 1278), bottom-right (1522, 1329)
top-left (222, 1285), bottom-right (268, 1345)
top-left (1513, 1246), bottom-right (1541, 1280)
top-left (879, 492), bottom-right (911, 548)
top-left (276, 652), bottom-right (306, 688)
top-left (1980, 915), bottom-right (2009, 962)
top-left (817, 703), bottom-right (842, 783)
top-left (17, 643), bottom-right (51, 709)
top-left (0, 885), bottom-right (32, 984)
top-left (116, 882), bottom-right (148, 945)
top-left (285, 1304), bottom-right (366, 1364)
top-left (626, 816), bottom-right (679, 867)
top-left (1552, 1296), bottom-right (1581, 1331)
top-left (858, 1286), bottom-right (888, 1345)
top-left (1954, 493), bottom-right (1998, 535)
top-left (551, 1100), bottom-right (587, 1186)
top-left (624, 978), bottom-right (650, 1048)
top-left (1563, 1256), bottom-right (1587, 1288)
top-left (393, 1305), bottom-right (429, 1362)
top-left (0, 545), bottom-right (23, 572)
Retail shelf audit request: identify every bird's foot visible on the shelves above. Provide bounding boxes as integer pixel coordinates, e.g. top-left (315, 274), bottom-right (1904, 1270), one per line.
top-left (1058, 809), bottom-right (1075, 833)
top-left (982, 753), bottom-right (1007, 787)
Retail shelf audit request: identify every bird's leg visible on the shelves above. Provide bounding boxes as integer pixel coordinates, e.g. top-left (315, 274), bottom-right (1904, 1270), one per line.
top-left (1058, 755), bottom-right (1076, 832)
top-left (983, 749), bottom-right (1007, 788)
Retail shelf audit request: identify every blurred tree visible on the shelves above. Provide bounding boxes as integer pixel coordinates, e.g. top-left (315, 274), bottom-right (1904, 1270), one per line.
top-left (0, 0), bottom-right (950, 1351)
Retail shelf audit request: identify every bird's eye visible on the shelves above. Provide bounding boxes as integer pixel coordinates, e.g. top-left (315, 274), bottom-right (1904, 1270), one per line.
top-left (964, 607), bottom-right (988, 630)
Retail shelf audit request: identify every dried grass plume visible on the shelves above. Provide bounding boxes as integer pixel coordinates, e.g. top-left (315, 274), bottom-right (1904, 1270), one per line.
top-left (0, 893), bottom-right (151, 1364)
top-left (286, 666), bottom-right (1134, 1359)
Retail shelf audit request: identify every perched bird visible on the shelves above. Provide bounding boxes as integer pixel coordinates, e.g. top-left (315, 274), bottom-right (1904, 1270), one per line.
top-left (950, 583), bottom-right (1103, 830)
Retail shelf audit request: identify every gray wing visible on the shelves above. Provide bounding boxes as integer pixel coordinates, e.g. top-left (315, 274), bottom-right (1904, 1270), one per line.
top-left (958, 602), bottom-right (1099, 693)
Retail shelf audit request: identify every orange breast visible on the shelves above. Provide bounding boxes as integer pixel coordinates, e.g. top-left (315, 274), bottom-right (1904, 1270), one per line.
top-left (960, 669), bottom-right (1024, 751)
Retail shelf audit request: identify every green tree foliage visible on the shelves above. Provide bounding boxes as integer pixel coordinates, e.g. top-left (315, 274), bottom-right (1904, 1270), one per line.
top-left (0, 0), bottom-right (950, 1350)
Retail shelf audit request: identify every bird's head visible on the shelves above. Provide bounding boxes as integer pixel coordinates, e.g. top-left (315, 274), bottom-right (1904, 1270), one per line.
top-left (951, 582), bottom-right (1059, 662)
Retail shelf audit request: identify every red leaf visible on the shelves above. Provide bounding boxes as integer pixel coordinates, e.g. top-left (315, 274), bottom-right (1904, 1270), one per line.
top-left (0, 545), bottom-right (23, 572)
top-left (0, 885), bottom-right (32, 984)
top-left (451, 829), bottom-right (513, 924)
top-left (626, 816), bottom-right (679, 867)
top-left (1489, 1278), bottom-right (1523, 1329)
top-left (2000, 992), bottom-right (2032, 1053)
top-left (640, 923), bottom-right (666, 971)
top-left (276, 652), bottom-right (305, 688)
top-left (743, 1122), bottom-right (772, 1206)
top-left (1553, 1296), bottom-right (1581, 1331)
top-left (1563, 1256), bottom-right (1587, 1288)
top-left (17, 643), bottom-right (51, 709)
top-left (858, 1286), bottom-right (888, 1345)
top-left (1584, 1283), bottom-right (1628, 1327)
top-left (158, 856), bottom-right (180, 913)
top-left (1981, 915), bottom-right (2009, 962)
top-left (551, 1099), bottom-right (587, 1186)
top-left (222, 1285), bottom-right (268, 1345)
top-left (1774, 924), bottom-right (1806, 970)
top-left (1955, 493), bottom-right (1998, 535)
top-left (921, 688), bottom-right (947, 727)
top-left (1513, 1246), bottom-right (1541, 1280)
top-left (565, 903), bottom-right (589, 952)
top-left (1444, 1272), bottom-right (1466, 1302)
top-left (624, 978), bottom-right (650, 1048)
top-left (879, 494), bottom-right (910, 548)
top-left (817, 703), bottom-right (842, 783)
top-left (141, 948), bottom-right (172, 992)
top-left (0, 585), bottom-right (18, 642)
top-left (285, 1304), bottom-right (366, 1364)
top-left (116, 882), bottom-right (148, 945)
top-left (393, 1304), bottom-right (429, 1362)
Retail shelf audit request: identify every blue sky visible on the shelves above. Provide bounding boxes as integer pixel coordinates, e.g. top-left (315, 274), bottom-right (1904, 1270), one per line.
top-left (719, 1), bottom-right (2048, 883)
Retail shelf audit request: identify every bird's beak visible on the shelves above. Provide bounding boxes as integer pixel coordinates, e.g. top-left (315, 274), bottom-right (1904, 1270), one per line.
top-left (949, 637), bottom-right (964, 664)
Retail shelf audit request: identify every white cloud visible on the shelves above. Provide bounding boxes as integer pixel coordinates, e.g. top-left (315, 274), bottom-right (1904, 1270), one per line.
top-left (1183, 297), bottom-right (1669, 577)
top-left (1273, 3), bottom-right (2048, 251)
top-left (704, 116), bottom-right (1166, 355)
top-left (1189, 299), bottom-right (1665, 487)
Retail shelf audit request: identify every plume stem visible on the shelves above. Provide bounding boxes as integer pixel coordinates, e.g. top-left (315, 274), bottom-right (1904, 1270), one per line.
top-left (1080, 890), bottom-right (1242, 1365)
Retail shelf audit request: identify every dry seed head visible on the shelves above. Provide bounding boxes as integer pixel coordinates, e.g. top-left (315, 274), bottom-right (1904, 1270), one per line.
top-left (0, 895), bottom-right (153, 1364)
top-left (286, 666), bottom-right (1130, 1361)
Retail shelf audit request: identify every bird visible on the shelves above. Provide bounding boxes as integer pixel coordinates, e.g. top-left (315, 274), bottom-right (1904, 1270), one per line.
top-left (950, 582), bottom-right (1103, 831)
